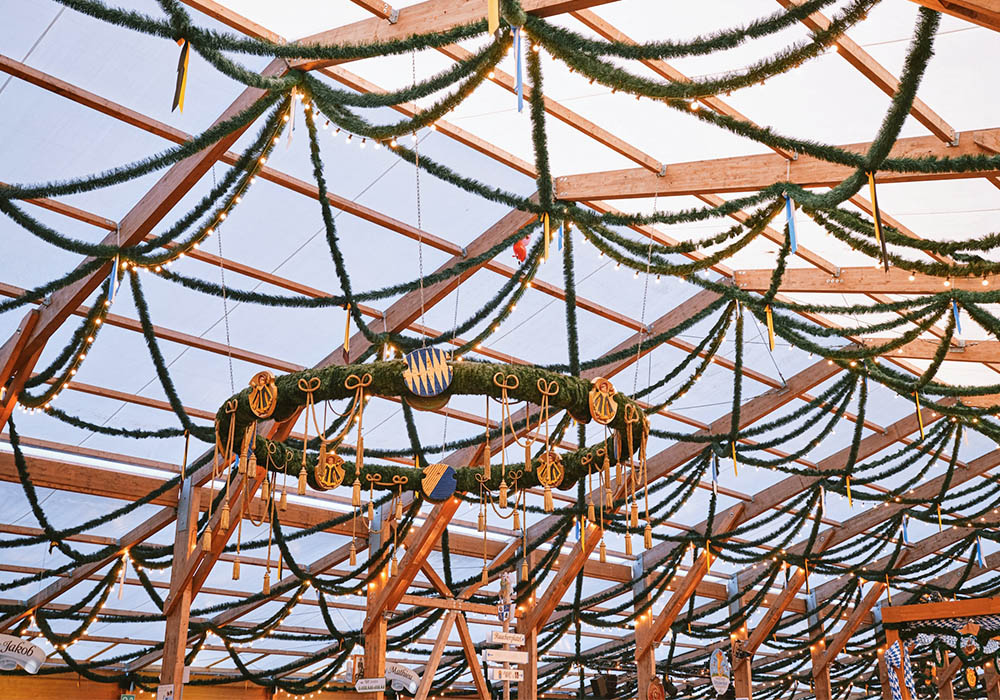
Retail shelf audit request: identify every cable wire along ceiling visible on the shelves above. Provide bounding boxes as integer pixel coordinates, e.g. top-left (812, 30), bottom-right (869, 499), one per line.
top-left (1, 0), bottom-right (1000, 698)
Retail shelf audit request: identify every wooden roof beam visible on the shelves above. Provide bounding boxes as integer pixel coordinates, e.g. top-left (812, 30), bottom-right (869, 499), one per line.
top-left (554, 128), bottom-right (1000, 200)
top-left (908, 0), bottom-right (1000, 32)
top-left (776, 0), bottom-right (956, 144)
top-left (288, 0), bottom-right (625, 72)
top-left (734, 266), bottom-right (997, 294)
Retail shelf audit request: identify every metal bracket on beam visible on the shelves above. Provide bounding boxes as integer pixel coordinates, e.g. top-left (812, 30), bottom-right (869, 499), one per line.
top-left (387, 8), bottom-right (399, 23)
top-left (806, 591), bottom-right (819, 629)
top-left (657, 164), bottom-right (667, 177)
top-left (872, 600), bottom-right (884, 634)
top-left (726, 573), bottom-right (741, 620)
top-left (950, 131), bottom-right (960, 148)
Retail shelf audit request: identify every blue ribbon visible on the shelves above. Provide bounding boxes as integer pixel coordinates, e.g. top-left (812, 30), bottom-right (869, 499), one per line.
top-left (711, 454), bottom-right (719, 495)
top-left (557, 222), bottom-right (563, 250)
top-left (953, 300), bottom-right (962, 335)
top-left (107, 255), bottom-right (119, 305)
top-left (902, 514), bottom-right (910, 545)
top-left (977, 535), bottom-right (986, 567)
top-left (514, 27), bottom-right (523, 113)
top-left (784, 194), bottom-right (797, 255)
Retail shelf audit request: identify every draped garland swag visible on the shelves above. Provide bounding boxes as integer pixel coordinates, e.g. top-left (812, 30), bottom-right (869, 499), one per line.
top-left (3, 0), bottom-right (1000, 697)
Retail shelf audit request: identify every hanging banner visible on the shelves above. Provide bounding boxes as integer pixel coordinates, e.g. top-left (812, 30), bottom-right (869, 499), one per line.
top-left (0, 634), bottom-right (44, 673)
top-left (709, 648), bottom-right (731, 694)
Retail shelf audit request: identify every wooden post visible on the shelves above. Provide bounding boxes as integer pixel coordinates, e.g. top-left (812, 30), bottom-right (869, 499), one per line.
top-left (986, 661), bottom-right (1000, 700)
top-left (728, 573), bottom-right (750, 700)
top-left (159, 476), bottom-right (200, 699)
top-left (455, 613), bottom-right (489, 700)
top-left (804, 591), bottom-right (831, 700)
top-left (414, 611), bottom-right (456, 700)
top-left (883, 627), bottom-right (909, 700)
top-left (937, 651), bottom-right (956, 700)
top-left (364, 503), bottom-right (388, 700)
top-left (516, 622), bottom-right (538, 700)
top-left (633, 556), bottom-right (656, 700)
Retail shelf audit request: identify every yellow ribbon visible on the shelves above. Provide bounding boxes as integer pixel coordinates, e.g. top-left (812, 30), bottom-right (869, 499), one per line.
top-left (765, 305), bottom-right (775, 351)
top-left (172, 39), bottom-right (190, 113)
top-left (543, 213), bottom-right (550, 262)
top-left (846, 475), bottom-right (852, 508)
top-left (914, 392), bottom-right (925, 440)
top-left (343, 305), bottom-right (351, 356)
top-left (731, 442), bottom-right (738, 478)
top-left (488, 0), bottom-right (500, 35)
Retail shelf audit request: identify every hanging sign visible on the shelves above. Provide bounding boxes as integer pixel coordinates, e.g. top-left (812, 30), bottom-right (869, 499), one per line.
top-left (483, 649), bottom-right (529, 665)
top-left (385, 663), bottom-right (420, 693)
top-left (491, 668), bottom-right (524, 682)
top-left (402, 348), bottom-right (452, 398)
top-left (156, 685), bottom-right (174, 700)
top-left (710, 648), bottom-right (731, 693)
top-left (421, 463), bottom-right (457, 502)
top-left (0, 634), bottom-right (44, 673)
top-left (647, 678), bottom-right (665, 700)
top-left (491, 630), bottom-right (525, 646)
top-left (355, 677), bottom-right (387, 693)
top-left (121, 695), bottom-right (136, 700)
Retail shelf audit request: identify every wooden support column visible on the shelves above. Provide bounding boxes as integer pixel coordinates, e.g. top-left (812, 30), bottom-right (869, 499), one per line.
top-left (728, 574), bottom-right (751, 700)
top-left (414, 611), bottom-right (457, 700)
top-left (805, 592), bottom-right (832, 700)
top-left (936, 651), bottom-right (956, 700)
top-left (882, 627), bottom-right (909, 700)
top-left (985, 662), bottom-right (1000, 700)
top-left (159, 476), bottom-right (201, 698)
top-left (365, 503), bottom-right (388, 700)
top-left (632, 556), bottom-right (657, 699)
top-left (455, 612), bottom-right (489, 700)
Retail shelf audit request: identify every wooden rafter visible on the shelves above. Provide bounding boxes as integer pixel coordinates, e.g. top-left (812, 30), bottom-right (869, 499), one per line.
top-left (553, 128), bottom-right (1000, 200)
top-left (734, 266), bottom-right (998, 294)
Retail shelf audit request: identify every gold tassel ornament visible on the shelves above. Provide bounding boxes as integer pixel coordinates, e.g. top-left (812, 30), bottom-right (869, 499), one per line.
top-left (599, 540), bottom-right (607, 564)
top-left (525, 439), bottom-right (533, 472)
top-left (644, 524), bottom-right (652, 549)
top-left (483, 442), bottom-right (492, 481)
top-left (478, 509), bottom-right (486, 532)
top-left (630, 502), bottom-right (639, 528)
top-left (481, 565), bottom-right (489, 585)
top-left (263, 571), bottom-right (271, 595)
top-left (543, 485), bottom-right (553, 512)
top-left (499, 480), bottom-right (508, 509)
top-left (297, 468), bottom-right (307, 496)
top-left (220, 503), bottom-right (230, 531)
top-left (521, 559), bottom-right (529, 582)
top-left (261, 478), bottom-right (270, 505)
top-left (349, 543), bottom-right (357, 566)
top-left (587, 499), bottom-right (595, 524)
top-left (352, 478), bottom-right (361, 507)
top-left (202, 528), bottom-right (212, 552)
top-left (625, 535), bottom-right (632, 556)
top-left (513, 508), bottom-right (520, 531)
top-left (279, 487), bottom-right (288, 511)
top-left (232, 557), bottom-right (241, 581)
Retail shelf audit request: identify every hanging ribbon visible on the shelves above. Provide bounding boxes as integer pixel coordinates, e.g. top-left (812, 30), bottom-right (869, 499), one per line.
top-left (952, 300), bottom-right (963, 335)
top-left (557, 221), bottom-right (564, 250)
top-left (885, 641), bottom-right (915, 700)
top-left (343, 304), bottom-right (351, 356)
top-left (977, 536), bottom-right (987, 568)
top-left (514, 27), bottom-right (524, 113)
top-left (731, 442), bottom-right (738, 478)
top-left (543, 213), bottom-right (550, 261)
top-left (765, 305), bottom-right (775, 351)
top-left (711, 453), bottom-right (719, 496)
top-left (488, 0), bottom-right (500, 35)
top-left (784, 193), bottom-right (798, 255)
top-left (846, 475), bottom-right (852, 508)
top-left (937, 504), bottom-right (943, 531)
top-left (107, 256), bottom-right (119, 305)
top-left (866, 171), bottom-right (889, 271)
top-left (819, 485), bottom-right (826, 515)
top-left (914, 392), bottom-right (925, 440)
top-left (172, 38), bottom-right (190, 113)
top-left (902, 514), bottom-right (910, 545)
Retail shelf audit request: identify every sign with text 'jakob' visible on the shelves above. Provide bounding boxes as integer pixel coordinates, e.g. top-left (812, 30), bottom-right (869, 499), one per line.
top-left (0, 634), bottom-right (44, 673)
